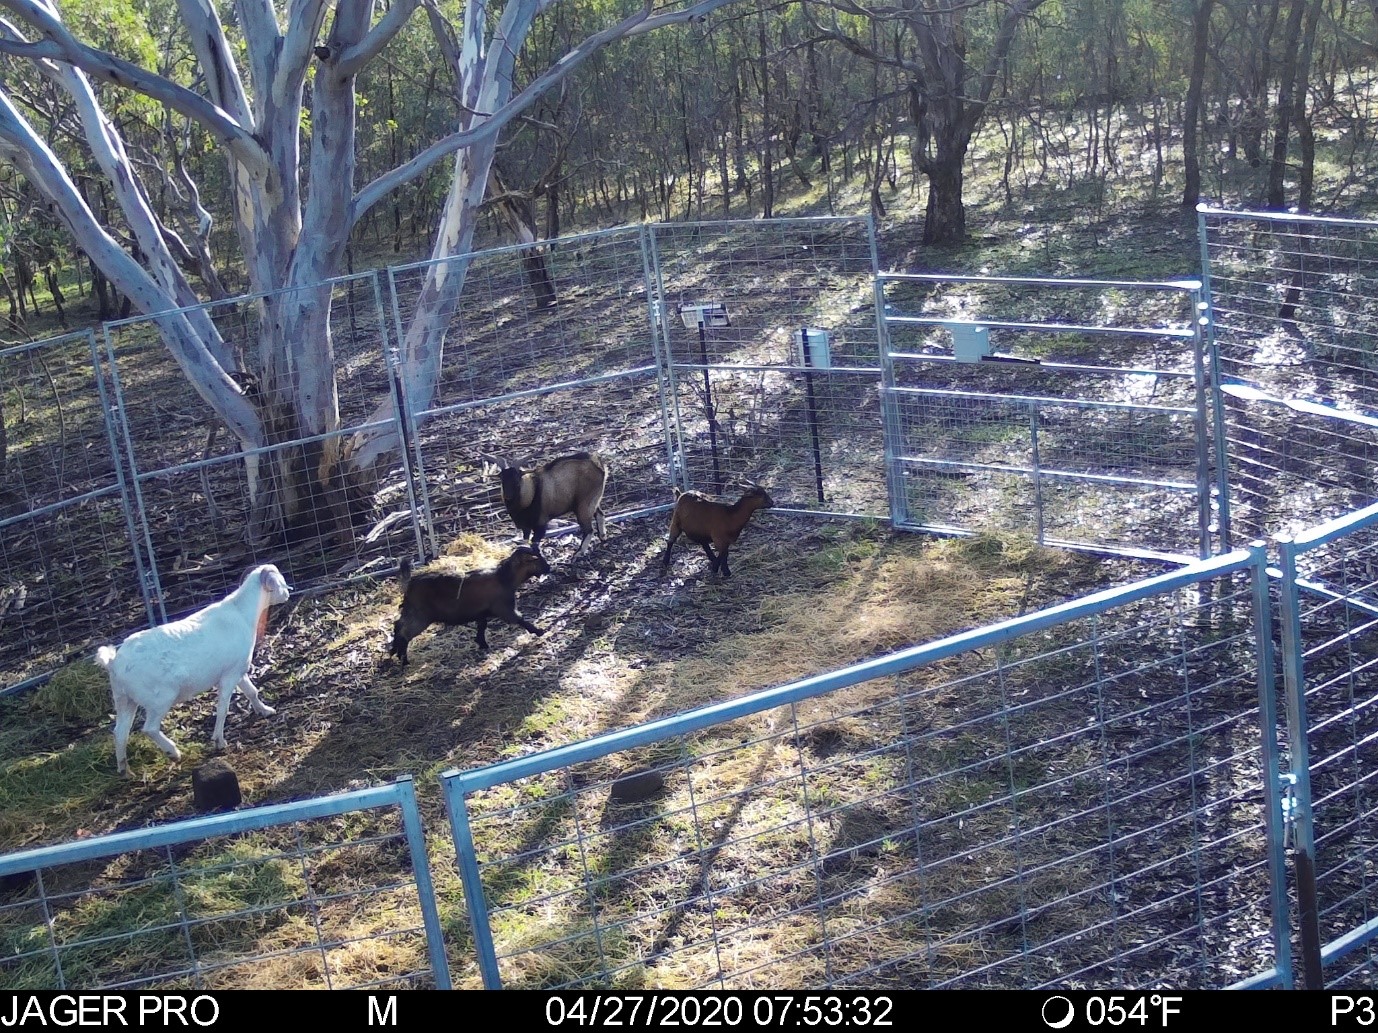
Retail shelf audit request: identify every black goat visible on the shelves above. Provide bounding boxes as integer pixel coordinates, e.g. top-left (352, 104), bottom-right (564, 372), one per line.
top-left (390, 548), bottom-right (551, 664)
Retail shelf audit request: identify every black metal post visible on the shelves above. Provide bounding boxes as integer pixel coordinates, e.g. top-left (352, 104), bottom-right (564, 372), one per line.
top-left (698, 318), bottom-right (723, 494)
top-left (801, 328), bottom-right (825, 504)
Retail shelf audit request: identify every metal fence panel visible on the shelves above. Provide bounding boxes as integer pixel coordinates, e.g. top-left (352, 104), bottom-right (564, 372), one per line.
top-left (101, 273), bottom-right (408, 619)
top-left (650, 218), bottom-right (883, 513)
top-left (649, 217), bottom-right (880, 368)
top-left (388, 227), bottom-right (672, 554)
top-left (886, 387), bottom-right (1205, 559)
top-left (1200, 206), bottom-right (1378, 543)
top-left (1277, 501), bottom-right (1378, 988)
top-left (878, 274), bottom-right (1213, 561)
top-left (390, 226), bottom-right (659, 407)
top-left (667, 366), bottom-right (888, 517)
top-left (442, 550), bottom-right (1282, 990)
top-left (0, 778), bottom-right (448, 990)
top-left (0, 331), bottom-right (149, 695)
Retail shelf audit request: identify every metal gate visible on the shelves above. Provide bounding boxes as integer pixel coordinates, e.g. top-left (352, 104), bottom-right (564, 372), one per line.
top-left (877, 273), bottom-right (1219, 562)
top-left (648, 218), bottom-right (887, 519)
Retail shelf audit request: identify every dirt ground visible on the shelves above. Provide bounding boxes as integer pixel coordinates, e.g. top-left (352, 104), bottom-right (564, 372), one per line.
top-left (1, 514), bottom-right (1139, 847)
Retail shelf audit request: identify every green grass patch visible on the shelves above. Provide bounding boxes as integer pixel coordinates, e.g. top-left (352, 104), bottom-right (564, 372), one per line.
top-left (0, 841), bottom-right (303, 990)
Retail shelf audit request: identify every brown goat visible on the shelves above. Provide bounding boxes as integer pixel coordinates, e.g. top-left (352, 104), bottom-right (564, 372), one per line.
top-left (390, 547), bottom-right (551, 665)
top-left (662, 485), bottom-right (774, 578)
top-left (481, 452), bottom-right (608, 557)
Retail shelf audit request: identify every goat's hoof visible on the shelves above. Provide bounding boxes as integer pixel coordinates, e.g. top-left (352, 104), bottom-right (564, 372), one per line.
top-left (257, 705), bottom-right (277, 717)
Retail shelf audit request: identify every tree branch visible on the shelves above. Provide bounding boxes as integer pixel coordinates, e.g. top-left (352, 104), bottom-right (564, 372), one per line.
top-left (800, 4), bottom-right (921, 76)
top-left (0, 86), bottom-right (261, 445)
top-left (276, 0), bottom-right (330, 98)
top-left (336, 0), bottom-right (420, 78)
top-left (0, 5), bottom-right (269, 171)
top-left (974, 0), bottom-right (1046, 111)
top-left (232, 0), bottom-right (279, 103)
top-left (352, 0), bottom-right (740, 225)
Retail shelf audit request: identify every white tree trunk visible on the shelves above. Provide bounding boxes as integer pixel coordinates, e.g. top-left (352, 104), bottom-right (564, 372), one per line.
top-left (1, 0), bottom-right (744, 534)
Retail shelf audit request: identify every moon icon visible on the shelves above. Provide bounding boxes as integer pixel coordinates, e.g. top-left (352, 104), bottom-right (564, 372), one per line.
top-left (1042, 996), bottom-right (1076, 1030)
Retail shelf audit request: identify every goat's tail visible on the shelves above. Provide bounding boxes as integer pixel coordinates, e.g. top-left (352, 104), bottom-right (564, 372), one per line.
top-left (672, 487), bottom-right (684, 500)
top-left (398, 557), bottom-right (413, 594)
top-left (95, 645), bottom-right (117, 670)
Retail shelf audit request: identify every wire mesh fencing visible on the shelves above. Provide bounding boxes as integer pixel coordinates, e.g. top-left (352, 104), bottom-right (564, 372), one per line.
top-left (441, 549), bottom-right (1284, 990)
top-left (651, 218), bottom-right (884, 515)
top-left (0, 779), bottom-right (448, 990)
top-left (0, 330), bottom-right (149, 696)
top-left (878, 274), bottom-right (1214, 561)
top-left (1275, 501), bottom-right (1378, 988)
top-left (1200, 206), bottom-right (1378, 544)
top-left (386, 226), bottom-right (674, 557)
top-left (101, 272), bottom-right (414, 622)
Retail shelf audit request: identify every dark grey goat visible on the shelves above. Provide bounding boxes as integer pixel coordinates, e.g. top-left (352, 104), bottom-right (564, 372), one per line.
top-left (481, 452), bottom-right (608, 557)
top-left (390, 548), bottom-right (551, 665)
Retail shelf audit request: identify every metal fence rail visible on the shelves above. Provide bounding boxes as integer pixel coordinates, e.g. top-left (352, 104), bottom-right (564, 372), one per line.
top-left (442, 548), bottom-right (1283, 989)
top-left (0, 778), bottom-right (448, 990)
top-left (877, 274), bottom-right (1215, 561)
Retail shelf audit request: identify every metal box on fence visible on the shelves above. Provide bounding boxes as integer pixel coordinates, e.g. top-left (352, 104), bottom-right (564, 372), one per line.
top-left (678, 303), bottom-right (730, 329)
top-left (946, 321), bottom-right (991, 362)
top-left (794, 327), bottom-right (832, 370)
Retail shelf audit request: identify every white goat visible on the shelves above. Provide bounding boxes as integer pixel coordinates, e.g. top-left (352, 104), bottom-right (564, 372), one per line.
top-left (96, 564), bottom-right (292, 775)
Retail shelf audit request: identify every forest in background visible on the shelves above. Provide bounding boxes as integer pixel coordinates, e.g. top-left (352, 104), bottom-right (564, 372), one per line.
top-left (2, 0), bottom-right (1374, 337)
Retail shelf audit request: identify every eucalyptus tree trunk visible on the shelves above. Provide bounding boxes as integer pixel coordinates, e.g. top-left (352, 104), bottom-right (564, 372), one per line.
top-left (1265, 0), bottom-right (1310, 208)
top-left (1183, 0), bottom-right (1214, 208)
top-left (0, 0), bottom-right (739, 547)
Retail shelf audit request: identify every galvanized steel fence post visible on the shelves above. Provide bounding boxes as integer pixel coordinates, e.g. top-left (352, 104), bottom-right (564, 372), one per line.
top-left (875, 276), bottom-right (910, 528)
top-left (646, 225), bottom-right (688, 492)
top-left (1029, 400), bottom-right (1045, 545)
top-left (99, 322), bottom-right (167, 623)
top-left (1276, 534), bottom-right (1325, 989)
top-left (89, 328), bottom-right (159, 630)
top-left (640, 225), bottom-right (682, 497)
top-left (1196, 207), bottom-right (1233, 553)
top-left (441, 775), bottom-right (504, 989)
top-left (1249, 541), bottom-right (1294, 989)
top-left (384, 267), bottom-right (438, 561)
top-left (1189, 283), bottom-right (1218, 558)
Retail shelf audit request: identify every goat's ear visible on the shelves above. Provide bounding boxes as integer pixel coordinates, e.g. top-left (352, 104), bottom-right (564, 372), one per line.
top-left (479, 454), bottom-right (508, 477)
